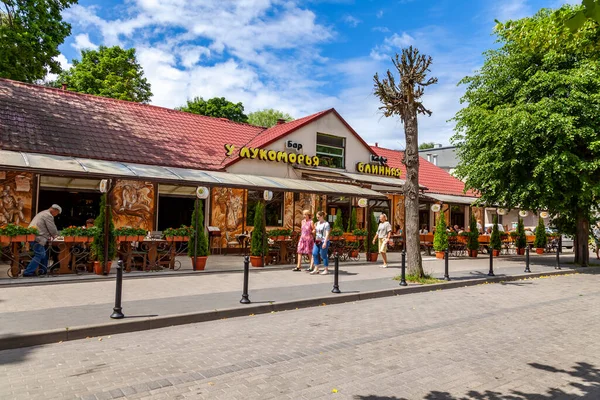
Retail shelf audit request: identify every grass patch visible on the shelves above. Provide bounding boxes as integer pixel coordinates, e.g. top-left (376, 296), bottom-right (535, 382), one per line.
top-left (393, 272), bottom-right (440, 285)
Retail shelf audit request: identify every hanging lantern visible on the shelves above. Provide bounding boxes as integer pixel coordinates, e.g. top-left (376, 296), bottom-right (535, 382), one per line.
top-left (357, 198), bottom-right (368, 208)
top-left (497, 208), bottom-right (507, 216)
top-left (431, 204), bottom-right (441, 212)
top-left (540, 211), bottom-right (549, 219)
top-left (519, 210), bottom-right (529, 217)
top-left (263, 190), bottom-right (273, 201)
top-left (195, 186), bottom-right (209, 199)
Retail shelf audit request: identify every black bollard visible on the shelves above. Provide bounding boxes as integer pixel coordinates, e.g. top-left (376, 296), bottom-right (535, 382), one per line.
top-left (525, 246), bottom-right (531, 273)
top-left (110, 260), bottom-right (125, 319)
top-left (332, 252), bottom-right (341, 293)
top-left (399, 249), bottom-right (407, 286)
top-left (444, 248), bottom-right (450, 281)
top-left (556, 237), bottom-right (561, 270)
top-left (488, 246), bottom-right (495, 276)
top-left (240, 256), bottom-right (251, 304)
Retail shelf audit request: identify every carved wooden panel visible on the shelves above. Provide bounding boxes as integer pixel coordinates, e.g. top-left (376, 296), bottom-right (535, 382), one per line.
top-left (0, 170), bottom-right (34, 227)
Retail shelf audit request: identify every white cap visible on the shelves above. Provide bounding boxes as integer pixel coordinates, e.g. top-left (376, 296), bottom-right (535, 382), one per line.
top-left (51, 204), bottom-right (62, 214)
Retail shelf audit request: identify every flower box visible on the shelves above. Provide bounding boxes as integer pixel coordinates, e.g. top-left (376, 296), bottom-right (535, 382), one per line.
top-left (26, 234), bottom-right (36, 242)
top-left (11, 235), bottom-right (27, 243)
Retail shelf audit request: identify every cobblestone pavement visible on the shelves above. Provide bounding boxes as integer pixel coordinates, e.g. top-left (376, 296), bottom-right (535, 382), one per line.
top-left (1, 271), bottom-right (599, 399)
top-left (0, 254), bottom-right (582, 335)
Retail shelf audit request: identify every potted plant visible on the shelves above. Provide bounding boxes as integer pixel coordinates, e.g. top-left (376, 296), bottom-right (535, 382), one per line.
top-left (330, 227), bottom-right (344, 240)
top-left (366, 212), bottom-right (378, 262)
top-left (490, 215), bottom-right (502, 257)
top-left (467, 214), bottom-right (479, 257)
top-left (333, 209), bottom-right (344, 234)
top-left (61, 226), bottom-right (82, 243)
top-left (250, 201), bottom-right (268, 267)
top-left (280, 228), bottom-right (292, 239)
top-left (534, 217), bottom-right (547, 254)
top-left (188, 200), bottom-right (209, 270)
top-left (515, 218), bottom-right (527, 255)
top-left (433, 212), bottom-right (448, 259)
top-left (347, 208), bottom-right (357, 233)
top-left (458, 231), bottom-right (470, 244)
top-left (115, 227), bottom-right (147, 242)
top-left (164, 226), bottom-right (192, 242)
top-left (92, 194), bottom-right (116, 275)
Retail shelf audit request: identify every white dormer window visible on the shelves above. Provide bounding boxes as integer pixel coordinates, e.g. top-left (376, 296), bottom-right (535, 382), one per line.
top-left (427, 154), bottom-right (431, 162)
top-left (432, 154), bottom-right (438, 166)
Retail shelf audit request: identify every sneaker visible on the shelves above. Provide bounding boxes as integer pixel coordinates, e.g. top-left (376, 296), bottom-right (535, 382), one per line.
top-left (382, 264), bottom-right (388, 268)
top-left (319, 269), bottom-right (329, 275)
top-left (310, 269), bottom-right (320, 275)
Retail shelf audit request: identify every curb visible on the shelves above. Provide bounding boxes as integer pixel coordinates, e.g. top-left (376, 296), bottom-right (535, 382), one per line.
top-left (0, 268), bottom-right (584, 351)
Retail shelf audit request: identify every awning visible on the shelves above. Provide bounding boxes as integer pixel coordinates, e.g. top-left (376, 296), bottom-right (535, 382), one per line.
top-left (423, 193), bottom-right (479, 205)
top-left (0, 149), bottom-right (385, 198)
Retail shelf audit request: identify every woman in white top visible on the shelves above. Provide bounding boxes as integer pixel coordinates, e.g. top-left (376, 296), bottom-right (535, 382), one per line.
top-left (309, 211), bottom-right (331, 275)
top-left (372, 213), bottom-right (392, 268)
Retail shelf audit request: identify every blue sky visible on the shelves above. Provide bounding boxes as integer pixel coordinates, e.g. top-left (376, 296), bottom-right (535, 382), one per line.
top-left (54, 0), bottom-right (579, 149)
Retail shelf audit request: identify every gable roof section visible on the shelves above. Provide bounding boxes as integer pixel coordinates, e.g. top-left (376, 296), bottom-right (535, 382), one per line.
top-left (370, 145), bottom-right (477, 197)
top-left (0, 78), bottom-right (264, 170)
top-left (222, 108), bottom-right (375, 168)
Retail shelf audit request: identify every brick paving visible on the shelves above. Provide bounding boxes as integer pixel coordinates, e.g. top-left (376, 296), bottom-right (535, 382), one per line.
top-left (1, 271), bottom-right (599, 399)
top-left (0, 254), bottom-right (585, 336)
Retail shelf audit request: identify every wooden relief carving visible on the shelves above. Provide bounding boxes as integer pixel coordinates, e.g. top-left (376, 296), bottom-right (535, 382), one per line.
top-left (211, 187), bottom-right (245, 246)
top-left (0, 170), bottom-right (33, 227)
top-left (110, 180), bottom-right (155, 231)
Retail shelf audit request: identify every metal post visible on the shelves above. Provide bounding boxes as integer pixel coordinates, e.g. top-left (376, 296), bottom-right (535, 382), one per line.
top-left (556, 236), bottom-right (561, 270)
top-left (332, 252), bottom-right (341, 293)
top-left (110, 260), bottom-right (124, 319)
top-left (444, 248), bottom-right (450, 281)
top-left (240, 256), bottom-right (251, 304)
top-left (399, 249), bottom-right (407, 286)
top-left (103, 195), bottom-right (110, 275)
top-left (366, 203), bottom-right (372, 261)
top-left (488, 244), bottom-right (495, 276)
top-left (525, 246), bottom-right (531, 273)
top-left (193, 198), bottom-right (198, 271)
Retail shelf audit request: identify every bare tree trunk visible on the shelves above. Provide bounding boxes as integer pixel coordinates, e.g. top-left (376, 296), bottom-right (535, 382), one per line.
top-left (404, 105), bottom-right (424, 277)
top-left (574, 213), bottom-right (589, 266)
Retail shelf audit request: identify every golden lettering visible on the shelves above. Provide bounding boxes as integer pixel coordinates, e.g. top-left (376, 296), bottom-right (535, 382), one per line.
top-left (259, 149), bottom-right (268, 160)
top-left (267, 150), bottom-right (277, 161)
top-left (357, 162), bottom-right (364, 173)
top-left (224, 144), bottom-right (236, 156)
top-left (240, 147), bottom-right (250, 158)
top-left (250, 148), bottom-right (259, 159)
top-left (305, 155), bottom-right (312, 166)
top-left (289, 153), bottom-right (297, 163)
top-left (297, 154), bottom-right (305, 164)
top-left (313, 156), bottom-right (319, 167)
top-left (277, 151), bottom-right (288, 162)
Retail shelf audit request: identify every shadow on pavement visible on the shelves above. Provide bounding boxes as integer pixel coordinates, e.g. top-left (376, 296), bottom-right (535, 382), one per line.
top-left (355, 361), bottom-right (600, 399)
top-left (0, 338), bottom-right (36, 365)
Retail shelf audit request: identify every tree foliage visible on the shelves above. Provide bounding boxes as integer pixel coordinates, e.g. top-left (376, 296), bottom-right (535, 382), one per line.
top-left (534, 217), bottom-right (548, 249)
top-left (452, 6), bottom-right (600, 265)
top-left (250, 201), bottom-right (268, 257)
top-left (248, 108), bottom-right (294, 127)
top-left (563, 1), bottom-right (600, 32)
top-left (468, 215), bottom-right (479, 251)
top-left (177, 96), bottom-right (248, 123)
top-left (515, 217), bottom-right (527, 249)
top-left (92, 194), bottom-right (115, 263)
top-left (347, 208), bottom-right (357, 232)
top-left (433, 212), bottom-right (448, 252)
top-left (333, 209), bottom-right (344, 231)
top-left (0, 0), bottom-right (76, 83)
top-left (54, 46), bottom-right (152, 103)
top-left (419, 142), bottom-right (436, 150)
top-left (373, 46), bottom-right (437, 277)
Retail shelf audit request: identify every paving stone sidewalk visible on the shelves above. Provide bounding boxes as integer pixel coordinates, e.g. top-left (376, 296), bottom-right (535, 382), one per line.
top-left (0, 253), bottom-right (586, 337)
top-left (1, 271), bottom-right (599, 399)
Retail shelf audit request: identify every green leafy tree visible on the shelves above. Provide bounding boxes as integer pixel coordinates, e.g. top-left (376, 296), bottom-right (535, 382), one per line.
top-left (534, 217), bottom-right (548, 249)
top-left (247, 108), bottom-right (294, 127)
top-left (0, 0), bottom-right (76, 83)
top-left (188, 201), bottom-right (209, 257)
top-left (54, 46), bottom-right (152, 103)
top-left (92, 194), bottom-right (116, 266)
top-left (452, 6), bottom-right (600, 266)
top-left (419, 142), bottom-right (435, 150)
top-left (347, 208), bottom-right (357, 232)
top-left (177, 96), bottom-right (248, 123)
top-left (490, 215), bottom-right (501, 251)
top-left (250, 201), bottom-right (268, 257)
top-left (373, 46), bottom-right (438, 277)
top-left (563, 1), bottom-right (599, 32)
top-left (433, 212), bottom-right (448, 252)
top-left (515, 217), bottom-right (527, 249)
top-left (468, 215), bottom-right (479, 252)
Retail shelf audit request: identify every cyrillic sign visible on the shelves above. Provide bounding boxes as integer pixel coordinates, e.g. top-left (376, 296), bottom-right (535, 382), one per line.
top-left (225, 144), bottom-right (320, 167)
top-left (356, 162), bottom-right (402, 178)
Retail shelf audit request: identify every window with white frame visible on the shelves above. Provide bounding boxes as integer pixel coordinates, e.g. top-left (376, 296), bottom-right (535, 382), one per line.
top-left (316, 133), bottom-right (345, 169)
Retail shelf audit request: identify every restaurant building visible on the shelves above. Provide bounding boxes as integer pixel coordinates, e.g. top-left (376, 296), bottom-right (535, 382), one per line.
top-left (0, 78), bottom-right (479, 250)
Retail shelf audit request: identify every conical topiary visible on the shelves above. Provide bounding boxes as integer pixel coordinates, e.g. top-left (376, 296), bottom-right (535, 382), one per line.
top-left (468, 214), bottom-right (479, 251)
top-left (334, 209), bottom-right (344, 231)
top-left (516, 217), bottom-right (526, 249)
top-left (92, 194), bottom-right (116, 264)
top-left (188, 200), bottom-right (209, 257)
top-left (251, 201), bottom-right (268, 257)
top-left (433, 212), bottom-right (448, 252)
top-left (490, 215), bottom-right (501, 251)
top-left (534, 216), bottom-right (547, 249)
top-left (347, 208), bottom-right (357, 232)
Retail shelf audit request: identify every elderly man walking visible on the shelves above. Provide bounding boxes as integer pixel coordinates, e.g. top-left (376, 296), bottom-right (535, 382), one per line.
top-left (23, 204), bottom-right (61, 277)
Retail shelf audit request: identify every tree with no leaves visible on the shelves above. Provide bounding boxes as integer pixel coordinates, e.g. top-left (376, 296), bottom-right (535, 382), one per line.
top-left (373, 46), bottom-right (437, 277)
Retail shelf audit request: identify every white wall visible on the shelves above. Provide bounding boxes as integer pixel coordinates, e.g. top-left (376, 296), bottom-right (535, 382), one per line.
top-left (226, 112), bottom-right (374, 177)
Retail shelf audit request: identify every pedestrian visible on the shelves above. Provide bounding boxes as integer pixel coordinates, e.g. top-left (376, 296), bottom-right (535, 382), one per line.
top-left (293, 209), bottom-right (314, 271)
top-left (23, 204), bottom-right (61, 277)
top-left (592, 223), bottom-right (600, 260)
top-left (309, 211), bottom-right (330, 275)
top-left (372, 213), bottom-right (392, 268)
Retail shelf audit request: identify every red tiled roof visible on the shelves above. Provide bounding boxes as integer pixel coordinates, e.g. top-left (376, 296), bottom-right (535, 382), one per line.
top-left (370, 145), bottom-right (477, 197)
top-left (0, 78), bottom-right (264, 170)
top-left (222, 108), bottom-right (375, 168)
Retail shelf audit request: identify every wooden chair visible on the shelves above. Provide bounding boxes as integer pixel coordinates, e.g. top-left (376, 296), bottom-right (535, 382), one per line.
top-left (225, 231), bottom-right (241, 254)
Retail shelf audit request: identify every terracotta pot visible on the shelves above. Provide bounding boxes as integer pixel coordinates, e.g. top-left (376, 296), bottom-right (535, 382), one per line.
top-left (191, 256), bottom-right (208, 270)
top-left (93, 261), bottom-right (112, 275)
top-left (366, 252), bottom-right (378, 262)
top-left (536, 248), bottom-right (544, 254)
top-left (469, 250), bottom-right (478, 258)
top-left (492, 249), bottom-right (500, 257)
top-left (63, 236), bottom-right (75, 243)
top-left (117, 235), bottom-right (128, 242)
top-left (435, 251), bottom-right (445, 259)
top-left (10, 235), bottom-right (27, 243)
top-left (516, 248), bottom-right (525, 255)
top-left (137, 235), bottom-right (146, 242)
top-left (250, 255), bottom-right (264, 267)
top-left (346, 235), bottom-right (357, 241)
top-left (350, 250), bottom-right (359, 257)
top-left (126, 235), bottom-right (138, 242)
top-left (0, 235), bottom-right (9, 245)
top-left (182, 236), bottom-right (190, 241)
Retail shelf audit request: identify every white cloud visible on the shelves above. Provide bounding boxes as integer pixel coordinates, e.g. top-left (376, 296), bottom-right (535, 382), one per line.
top-left (372, 26), bottom-right (390, 33)
top-left (489, 0), bottom-right (530, 22)
top-left (369, 32), bottom-right (414, 61)
top-left (72, 33), bottom-right (98, 51)
top-left (343, 15), bottom-right (361, 27)
top-left (376, 10), bottom-right (384, 18)
top-left (45, 54), bottom-right (72, 83)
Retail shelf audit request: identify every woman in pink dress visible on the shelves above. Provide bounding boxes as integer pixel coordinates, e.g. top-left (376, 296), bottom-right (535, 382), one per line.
top-left (293, 210), bottom-right (314, 271)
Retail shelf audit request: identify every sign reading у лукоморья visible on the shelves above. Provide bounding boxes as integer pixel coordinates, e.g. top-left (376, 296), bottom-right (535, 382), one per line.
top-left (224, 143), bottom-right (402, 178)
